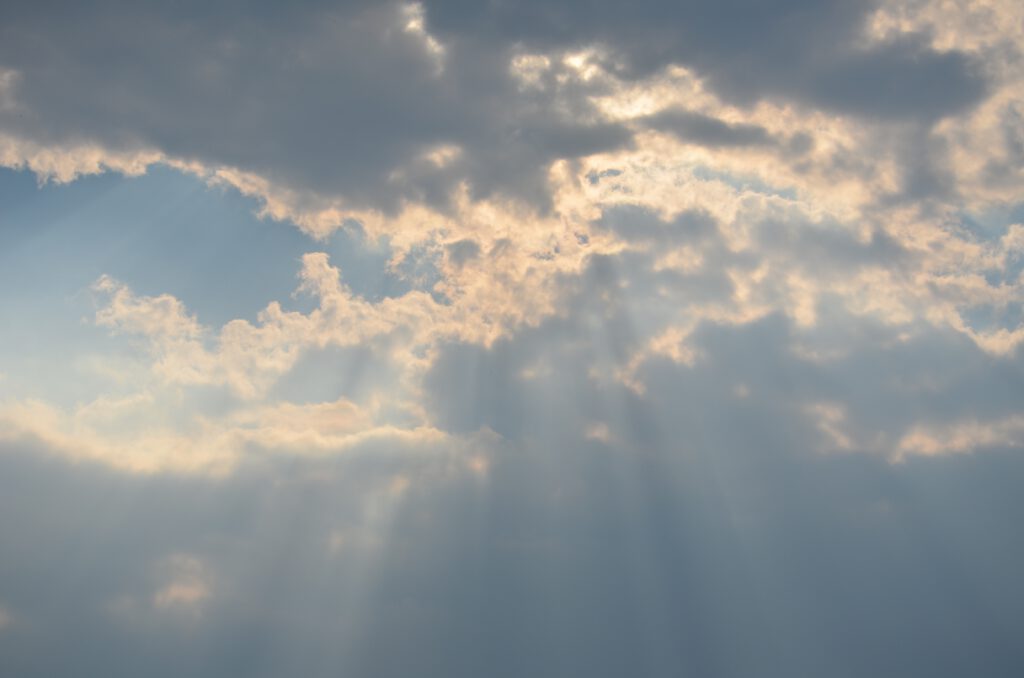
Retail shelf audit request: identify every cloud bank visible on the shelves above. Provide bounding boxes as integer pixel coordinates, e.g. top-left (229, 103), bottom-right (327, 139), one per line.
top-left (0, 1), bottom-right (1023, 676)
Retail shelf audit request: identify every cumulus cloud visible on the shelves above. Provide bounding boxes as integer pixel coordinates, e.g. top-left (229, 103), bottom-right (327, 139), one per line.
top-left (0, 0), bottom-right (1015, 229)
top-left (1, 0), bottom-right (1024, 675)
top-left (0, 0), bottom-right (631, 216)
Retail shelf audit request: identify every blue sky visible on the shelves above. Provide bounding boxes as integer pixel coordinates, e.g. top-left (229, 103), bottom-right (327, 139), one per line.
top-left (1, 1), bottom-right (1023, 676)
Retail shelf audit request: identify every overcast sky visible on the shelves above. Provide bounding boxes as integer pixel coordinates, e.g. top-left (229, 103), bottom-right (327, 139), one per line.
top-left (1, 1), bottom-right (1023, 676)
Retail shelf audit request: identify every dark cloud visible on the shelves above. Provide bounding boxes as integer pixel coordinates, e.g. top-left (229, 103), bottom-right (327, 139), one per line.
top-left (410, 264), bottom-right (1024, 676)
top-left (643, 109), bottom-right (775, 148)
top-left (3, 301), bottom-right (1024, 676)
top-left (424, 0), bottom-right (987, 119)
top-left (754, 217), bottom-right (913, 274)
top-left (445, 239), bottom-right (482, 268)
top-left (2, 211), bottom-right (1022, 676)
top-left (595, 205), bottom-right (719, 246)
top-left (0, 1), bottom-right (630, 212)
top-left (0, 4), bottom-right (1019, 677)
top-left (427, 253), bottom-right (1023, 455)
top-left (0, 0), bottom-right (991, 214)
top-left (808, 36), bottom-right (987, 121)
top-left (422, 203), bottom-right (1021, 477)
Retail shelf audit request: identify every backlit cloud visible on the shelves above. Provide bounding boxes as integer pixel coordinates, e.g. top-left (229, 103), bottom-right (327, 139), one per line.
top-left (0, 1), bottom-right (1022, 676)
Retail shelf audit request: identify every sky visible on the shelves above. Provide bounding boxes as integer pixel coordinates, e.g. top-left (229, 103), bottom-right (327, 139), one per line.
top-left (0, 1), bottom-right (1023, 676)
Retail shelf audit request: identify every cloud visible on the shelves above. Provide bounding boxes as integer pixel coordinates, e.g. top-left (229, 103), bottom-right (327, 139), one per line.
top-left (808, 36), bottom-right (987, 121)
top-left (1, 163), bottom-right (1011, 472)
top-left (424, 0), bottom-right (989, 119)
top-left (1, 1), bottom-right (1023, 675)
top-left (2, 395), bottom-right (1024, 676)
top-left (150, 554), bottom-right (212, 614)
top-left (0, 1), bottom-right (633, 215)
top-left (642, 109), bottom-right (776, 148)
top-left (0, 0), bottom-right (1009, 230)
top-left (424, 266), bottom-right (1024, 462)
top-left (88, 253), bottom-right (442, 400)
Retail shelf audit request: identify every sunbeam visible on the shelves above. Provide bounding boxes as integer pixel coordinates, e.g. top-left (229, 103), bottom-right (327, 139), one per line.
top-left (2, 0), bottom-right (1024, 676)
